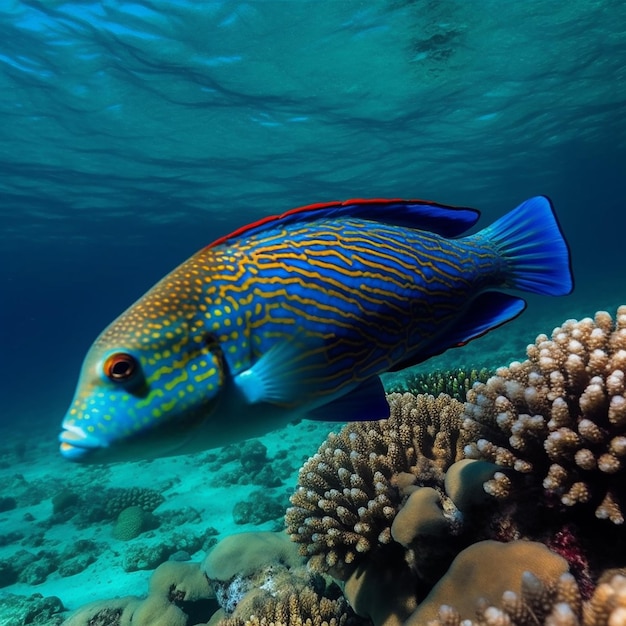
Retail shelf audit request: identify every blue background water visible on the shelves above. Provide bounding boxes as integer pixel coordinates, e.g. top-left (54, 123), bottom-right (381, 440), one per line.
top-left (1, 1), bottom-right (625, 432)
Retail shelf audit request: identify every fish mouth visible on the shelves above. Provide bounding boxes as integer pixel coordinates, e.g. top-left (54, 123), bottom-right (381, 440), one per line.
top-left (59, 425), bottom-right (106, 461)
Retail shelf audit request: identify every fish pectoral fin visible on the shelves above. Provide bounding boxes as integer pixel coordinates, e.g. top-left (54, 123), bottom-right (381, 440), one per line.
top-left (390, 292), bottom-right (527, 372)
top-left (233, 338), bottom-right (326, 405)
top-left (306, 377), bottom-right (390, 422)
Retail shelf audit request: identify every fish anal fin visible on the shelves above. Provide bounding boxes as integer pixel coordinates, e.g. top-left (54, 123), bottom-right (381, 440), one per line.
top-left (389, 292), bottom-right (526, 372)
top-left (307, 377), bottom-right (389, 422)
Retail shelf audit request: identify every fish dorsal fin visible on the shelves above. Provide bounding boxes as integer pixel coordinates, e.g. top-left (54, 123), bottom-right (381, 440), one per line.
top-left (208, 198), bottom-right (480, 248)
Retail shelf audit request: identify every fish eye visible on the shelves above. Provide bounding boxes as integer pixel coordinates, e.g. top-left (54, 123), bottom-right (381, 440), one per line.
top-left (103, 353), bottom-right (137, 382)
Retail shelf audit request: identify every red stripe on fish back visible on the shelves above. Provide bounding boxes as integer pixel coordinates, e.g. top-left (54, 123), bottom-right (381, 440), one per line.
top-left (206, 198), bottom-right (449, 249)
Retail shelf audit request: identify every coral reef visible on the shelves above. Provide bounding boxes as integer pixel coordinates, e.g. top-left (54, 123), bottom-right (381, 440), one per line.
top-left (51, 489), bottom-right (79, 514)
top-left (387, 367), bottom-right (494, 400)
top-left (232, 489), bottom-right (289, 526)
top-left (0, 540), bottom-right (100, 588)
top-left (122, 528), bottom-right (214, 572)
top-left (104, 487), bottom-right (165, 518)
top-left (203, 531), bottom-right (359, 626)
top-left (406, 540), bottom-right (569, 624)
top-left (286, 392), bottom-right (471, 576)
top-left (286, 307), bottom-right (626, 626)
top-left (64, 531), bottom-right (354, 626)
top-left (202, 531), bottom-right (305, 613)
top-left (112, 505), bottom-right (158, 541)
top-left (214, 587), bottom-right (355, 626)
top-left (0, 495), bottom-right (17, 512)
top-left (462, 307), bottom-right (626, 524)
top-left (422, 571), bottom-right (626, 626)
top-left (0, 592), bottom-right (65, 626)
top-left (52, 307), bottom-right (626, 626)
top-left (203, 438), bottom-right (294, 488)
top-left (62, 561), bottom-right (216, 626)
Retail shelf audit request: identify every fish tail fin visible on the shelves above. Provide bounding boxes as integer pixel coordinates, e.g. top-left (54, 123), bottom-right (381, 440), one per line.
top-left (481, 195), bottom-right (574, 296)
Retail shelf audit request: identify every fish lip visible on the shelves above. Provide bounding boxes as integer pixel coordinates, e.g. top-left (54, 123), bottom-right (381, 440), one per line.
top-left (58, 425), bottom-right (106, 460)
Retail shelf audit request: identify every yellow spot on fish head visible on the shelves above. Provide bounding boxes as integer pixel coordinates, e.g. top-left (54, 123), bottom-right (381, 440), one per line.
top-left (60, 252), bottom-right (243, 460)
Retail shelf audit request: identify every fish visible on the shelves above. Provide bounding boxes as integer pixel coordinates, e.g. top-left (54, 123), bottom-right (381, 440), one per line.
top-left (59, 195), bottom-right (573, 463)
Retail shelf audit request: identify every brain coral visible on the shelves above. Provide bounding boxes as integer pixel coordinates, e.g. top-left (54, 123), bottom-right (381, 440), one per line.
top-left (286, 393), bottom-right (468, 575)
top-left (462, 307), bottom-right (626, 523)
top-left (112, 505), bottom-right (155, 541)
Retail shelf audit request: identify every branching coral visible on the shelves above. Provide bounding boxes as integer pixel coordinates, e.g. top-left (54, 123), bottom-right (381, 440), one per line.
top-left (462, 307), bottom-right (626, 524)
top-left (215, 587), bottom-right (354, 626)
top-left (286, 393), bottom-right (470, 576)
top-left (423, 572), bottom-right (626, 626)
top-left (202, 531), bottom-right (358, 626)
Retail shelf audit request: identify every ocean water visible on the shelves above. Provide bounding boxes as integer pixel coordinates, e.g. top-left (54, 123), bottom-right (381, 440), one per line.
top-left (0, 0), bottom-right (625, 623)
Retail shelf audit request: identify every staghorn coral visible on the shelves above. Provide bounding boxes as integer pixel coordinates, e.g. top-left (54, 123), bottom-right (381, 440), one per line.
top-left (286, 393), bottom-right (472, 576)
top-left (462, 307), bottom-right (626, 524)
top-left (387, 367), bottom-right (494, 401)
top-left (584, 573), bottom-right (626, 625)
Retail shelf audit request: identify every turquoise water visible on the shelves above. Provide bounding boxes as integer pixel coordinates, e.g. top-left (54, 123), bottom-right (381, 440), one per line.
top-left (1, 1), bottom-right (625, 622)
top-left (2, 0), bottom-right (626, 423)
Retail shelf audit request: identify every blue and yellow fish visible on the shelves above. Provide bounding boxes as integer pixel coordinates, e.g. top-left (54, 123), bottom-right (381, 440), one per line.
top-left (59, 195), bottom-right (573, 462)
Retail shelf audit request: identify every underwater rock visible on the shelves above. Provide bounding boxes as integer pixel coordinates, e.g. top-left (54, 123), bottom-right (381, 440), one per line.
top-left (123, 543), bottom-right (171, 572)
top-left (0, 530), bottom-right (24, 547)
top-left (19, 552), bottom-right (58, 585)
top-left (122, 529), bottom-right (209, 572)
top-left (158, 506), bottom-right (204, 530)
top-left (62, 596), bottom-right (141, 626)
top-left (63, 561), bottom-right (217, 626)
top-left (0, 495), bottom-right (17, 512)
top-left (232, 490), bottom-right (286, 526)
top-left (0, 592), bottom-right (65, 626)
top-left (150, 561), bottom-right (214, 601)
top-left (51, 489), bottom-right (79, 514)
top-left (239, 439), bottom-right (268, 472)
top-left (0, 559), bottom-right (18, 588)
top-left (57, 540), bottom-right (99, 578)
